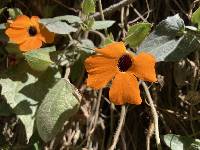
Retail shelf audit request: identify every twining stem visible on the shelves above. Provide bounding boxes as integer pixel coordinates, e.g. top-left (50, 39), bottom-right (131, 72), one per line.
top-left (86, 89), bottom-right (103, 147)
top-left (109, 105), bottom-right (126, 150)
top-left (91, 89), bottom-right (103, 133)
top-left (146, 120), bottom-right (154, 150)
top-left (98, 0), bottom-right (105, 20)
top-left (141, 81), bottom-right (162, 150)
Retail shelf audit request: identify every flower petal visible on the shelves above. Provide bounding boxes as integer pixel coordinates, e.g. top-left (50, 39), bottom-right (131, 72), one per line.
top-left (30, 16), bottom-right (40, 31)
top-left (85, 55), bottom-right (118, 89)
top-left (38, 24), bottom-right (55, 43)
top-left (19, 37), bottom-right (42, 52)
top-left (5, 28), bottom-right (29, 44)
top-left (131, 52), bottom-right (157, 82)
top-left (31, 16), bottom-right (40, 23)
top-left (109, 72), bottom-right (142, 105)
top-left (95, 42), bottom-right (126, 58)
top-left (10, 15), bottom-right (30, 28)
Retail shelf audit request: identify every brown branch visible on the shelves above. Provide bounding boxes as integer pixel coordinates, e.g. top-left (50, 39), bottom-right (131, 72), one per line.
top-left (91, 0), bottom-right (135, 19)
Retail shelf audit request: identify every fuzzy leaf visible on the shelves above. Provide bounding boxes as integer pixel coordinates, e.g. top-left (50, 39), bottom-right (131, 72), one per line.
top-left (102, 34), bottom-right (114, 46)
top-left (5, 43), bottom-right (21, 54)
top-left (0, 23), bottom-right (5, 29)
top-left (0, 25), bottom-right (8, 44)
top-left (82, 0), bottom-right (96, 15)
top-left (70, 55), bottom-right (86, 83)
top-left (24, 46), bottom-right (55, 71)
top-left (0, 62), bottom-right (61, 141)
top-left (79, 39), bottom-right (95, 53)
top-left (83, 18), bottom-right (95, 30)
top-left (138, 14), bottom-right (200, 62)
top-left (7, 8), bottom-right (23, 19)
top-left (164, 134), bottom-right (200, 150)
top-left (191, 7), bottom-right (200, 29)
top-left (43, 21), bottom-right (77, 34)
top-left (36, 79), bottom-right (81, 142)
top-left (156, 14), bottom-right (185, 35)
top-left (124, 22), bottom-right (152, 48)
top-left (54, 15), bottom-right (82, 24)
top-left (0, 7), bottom-right (6, 15)
top-left (0, 101), bottom-right (13, 116)
top-left (92, 20), bottom-right (115, 30)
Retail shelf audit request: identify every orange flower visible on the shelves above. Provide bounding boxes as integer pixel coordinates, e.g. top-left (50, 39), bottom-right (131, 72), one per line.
top-left (5, 15), bottom-right (54, 52)
top-left (85, 42), bottom-right (157, 105)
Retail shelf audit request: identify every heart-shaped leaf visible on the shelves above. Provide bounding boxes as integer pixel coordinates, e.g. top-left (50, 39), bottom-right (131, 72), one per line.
top-left (0, 62), bottom-right (61, 141)
top-left (36, 79), bottom-right (81, 142)
top-left (82, 0), bottom-right (96, 15)
top-left (164, 134), bottom-right (200, 150)
top-left (92, 21), bottom-right (115, 30)
top-left (24, 46), bottom-right (55, 71)
top-left (191, 7), bottom-right (200, 29)
top-left (124, 22), bottom-right (152, 48)
top-left (43, 21), bottom-right (77, 34)
top-left (138, 14), bottom-right (200, 62)
top-left (7, 8), bottom-right (23, 19)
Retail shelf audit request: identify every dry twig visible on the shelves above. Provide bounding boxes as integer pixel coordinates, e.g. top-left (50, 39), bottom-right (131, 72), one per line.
top-left (109, 105), bottom-right (126, 150)
top-left (92, 0), bottom-right (135, 19)
top-left (142, 81), bottom-right (162, 150)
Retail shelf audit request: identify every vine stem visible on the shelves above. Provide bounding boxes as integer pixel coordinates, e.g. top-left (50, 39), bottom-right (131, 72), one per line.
top-left (146, 121), bottom-right (154, 150)
top-left (86, 89), bottom-right (103, 147)
top-left (141, 81), bottom-right (162, 150)
top-left (98, 0), bottom-right (108, 36)
top-left (109, 105), bottom-right (126, 150)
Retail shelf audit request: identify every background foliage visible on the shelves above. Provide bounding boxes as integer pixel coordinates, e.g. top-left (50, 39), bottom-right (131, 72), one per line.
top-left (0, 0), bottom-right (200, 150)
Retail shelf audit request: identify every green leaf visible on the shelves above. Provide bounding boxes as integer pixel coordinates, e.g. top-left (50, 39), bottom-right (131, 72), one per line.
top-left (138, 14), bottom-right (200, 62)
top-left (191, 7), bottom-right (200, 29)
top-left (164, 134), bottom-right (200, 150)
top-left (82, 0), bottom-right (96, 15)
top-left (0, 101), bottom-right (13, 116)
top-left (79, 39), bottom-right (95, 53)
top-left (83, 18), bottom-right (95, 30)
top-left (0, 25), bottom-right (8, 44)
top-left (70, 39), bottom-right (94, 82)
top-left (156, 14), bottom-right (185, 35)
top-left (92, 20), bottom-right (115, 30)
top-left (7, 8), bottom-right (23, 19)
top-left (0, 62), bottom-right (61, 141)
top-left (59, 15), bottom-right (82, 24)
top-left (102, 33), bottom-right (114, 46)
top-left (0, 23), bottom-right (5, 29)
top-left (41, 15), bottom-right (82, 24)
top-left (70, 52), bottom-right (90, 83)
top-left (124, 22), bottom-right (152, 48)
top-left (5, 43), bottom-right (21, 54)
top-left (36, 79), bottom-right (81, 142)
top-left (43, 21), bottom-right (77, 34)
top-left (24, 46), bottom-right (55, 71)
top-left (0, 7), bottom-right (6, 15)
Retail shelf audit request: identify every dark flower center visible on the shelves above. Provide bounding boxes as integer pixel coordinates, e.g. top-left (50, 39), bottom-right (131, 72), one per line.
top-left (118, 54), bottom-right (132, 72)
top-left (28, 26), bottom-right (37, 36)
